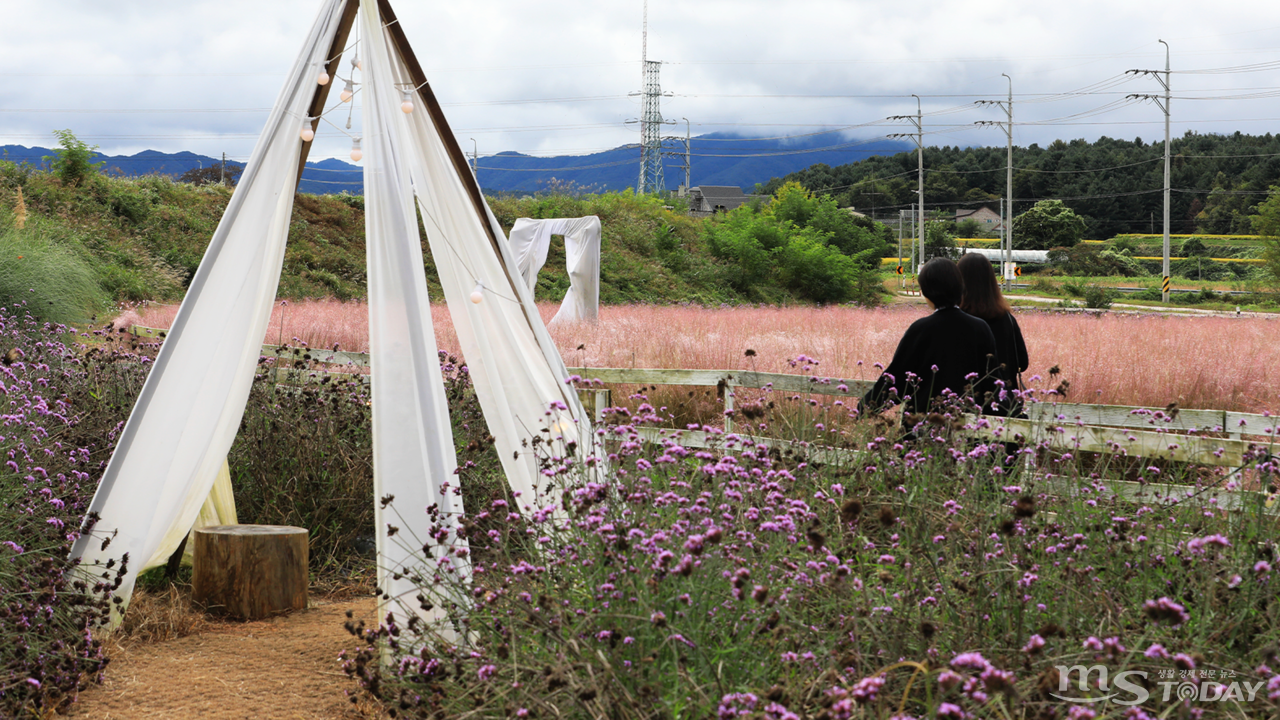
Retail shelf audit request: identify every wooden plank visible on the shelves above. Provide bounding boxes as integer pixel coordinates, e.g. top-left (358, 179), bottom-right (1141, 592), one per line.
top-left (634, 427), bottom-right (861, 467)
top-left (1031, 402), bottom-right (1280, 441)
top-left (565, 367), bottom-right (873, 397)
top-left (972, 416), bottom-right (1247, 467)
top-left (261, 343), bottom-right (370, 368)
top-left (1028, 402), bottom-right (1228, 433)
top-left (265, 367), bottom-right (369, 387)
top-left (1226, 411), bottom-right (1280, 439)
top-left (1035, 476), bottom-right (1276, 516)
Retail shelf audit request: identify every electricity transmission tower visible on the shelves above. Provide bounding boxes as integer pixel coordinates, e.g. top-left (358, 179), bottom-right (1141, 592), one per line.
top-left (1127, 40), bottom-right (1172, 302)
top-left (637, 60), bottom-right (668, 194)
top-left (976, 74), bottom-right (1014, 290)
top-left (632, 0), bottom-right (671, 194)
top-left (888, 95), bottom-right (924, 272)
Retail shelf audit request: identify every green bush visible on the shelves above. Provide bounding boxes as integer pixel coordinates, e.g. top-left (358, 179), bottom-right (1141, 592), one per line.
top-left (775, 230), bottom-right (867, 304)
top-left (45, 130), bottom-right (104, 187)
top-left (1082, 284), bottom-right (1115, 309)
top-left (0, 215), bottom-right (108, 325)
top-left (1172, 256), bottom-right (1234, 281)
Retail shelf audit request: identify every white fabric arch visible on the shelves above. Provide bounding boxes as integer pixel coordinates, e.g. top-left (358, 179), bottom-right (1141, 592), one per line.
top-left (508, 216), bottom-right (601, 325)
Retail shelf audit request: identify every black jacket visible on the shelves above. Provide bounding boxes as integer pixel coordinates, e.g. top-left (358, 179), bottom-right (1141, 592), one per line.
top-left (984, 311), bottom-right (1029, 376)
top-left (861, 306), bottom-right (1002, 417)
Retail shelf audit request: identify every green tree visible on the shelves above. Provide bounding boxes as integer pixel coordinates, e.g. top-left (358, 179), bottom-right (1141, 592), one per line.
top-left (955, 218), bottom-right (984, 238)
top-left (1252, 186), bottom-right (1280, 288)
top-left (775, 229), bottom-right (874, 304)
top-left (44, 129), bottom-right (104, 187)
top-left (922, 220), bottom-right (957, 260)
top-left (1012, 199), bottom-right (1087, 250)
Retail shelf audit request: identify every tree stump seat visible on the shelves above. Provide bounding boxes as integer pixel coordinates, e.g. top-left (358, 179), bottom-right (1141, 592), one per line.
top-left (191, 524), bottom-right (309, 620)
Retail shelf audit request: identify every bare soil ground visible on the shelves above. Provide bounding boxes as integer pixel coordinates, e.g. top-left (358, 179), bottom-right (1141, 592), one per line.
top-left (72, 594), bottom-right (380, 719)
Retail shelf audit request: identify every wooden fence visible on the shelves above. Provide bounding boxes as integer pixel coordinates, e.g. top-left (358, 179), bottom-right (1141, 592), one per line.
top-left (130, 325), bottom-right (1279, 512)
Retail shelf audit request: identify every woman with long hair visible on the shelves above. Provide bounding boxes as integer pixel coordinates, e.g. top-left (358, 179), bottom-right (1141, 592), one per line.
top-left (957, 253), bottom-right (1028, 406)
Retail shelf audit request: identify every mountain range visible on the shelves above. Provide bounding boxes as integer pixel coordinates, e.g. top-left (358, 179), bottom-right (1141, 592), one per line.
top-left (2, 133), bottom-right (912, 195)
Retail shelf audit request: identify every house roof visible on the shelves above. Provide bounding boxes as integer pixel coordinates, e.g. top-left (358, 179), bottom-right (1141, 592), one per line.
top-left (956, 206), bottom-right (997, 219)
top-left (691, 186), bottom-right (745, 199)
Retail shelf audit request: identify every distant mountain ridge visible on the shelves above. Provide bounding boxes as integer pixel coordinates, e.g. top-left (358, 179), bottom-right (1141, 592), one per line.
top-left (2, 133), bottom-right (912, 195)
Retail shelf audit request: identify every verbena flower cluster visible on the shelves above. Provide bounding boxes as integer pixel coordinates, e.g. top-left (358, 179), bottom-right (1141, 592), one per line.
top-left (341, 368), bottom-right (1280, 719)
top-left (0, 304), bottom-right (126, 717)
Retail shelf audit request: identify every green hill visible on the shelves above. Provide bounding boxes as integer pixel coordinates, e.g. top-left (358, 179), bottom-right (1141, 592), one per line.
top-left (0, 158), bottom-right (889, 317)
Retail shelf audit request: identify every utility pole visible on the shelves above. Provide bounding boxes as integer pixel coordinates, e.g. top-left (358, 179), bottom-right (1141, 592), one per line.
top-left (860, 185), bottom-right (884, 221)
top-left (220, 152), bottom-right (226, 185)
top-left (976, 74), bottom-right (1014, 290)
top-left (470, 138), bottom-right (479, 179)
top-left (1128, 40), bottom-right (1172, 302)
top-left (897, 209), bottom-right (905, 288)
top-left (682, 117), bottom-right (690, 191)
top-left (888, 94), bottom-right (924, 271)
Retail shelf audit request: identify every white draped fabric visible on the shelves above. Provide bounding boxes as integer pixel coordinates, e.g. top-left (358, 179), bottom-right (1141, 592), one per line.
top-left (360, 8), bottom-right (468, 637)
top-left (70, 0), bottom-right (592, 630)
top-left (507, 216), bottom-right (601, 325)
top-left (69, 0), bottom-right (348, 612)
top-left (382, 45), bottom-right (593, 519)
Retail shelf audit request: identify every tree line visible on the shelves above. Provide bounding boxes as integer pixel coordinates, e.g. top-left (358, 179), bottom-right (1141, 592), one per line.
top-left (761, 131), bottom-right (1280, 238)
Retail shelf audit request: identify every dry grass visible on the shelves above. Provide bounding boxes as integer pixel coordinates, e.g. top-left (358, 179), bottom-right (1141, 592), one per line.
top-left (107, 585), bottom-right (212, 648)
top-left (128, 300), bottom-right (1280, 413)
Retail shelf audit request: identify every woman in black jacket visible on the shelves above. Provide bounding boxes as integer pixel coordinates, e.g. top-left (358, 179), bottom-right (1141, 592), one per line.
top-left (860, 258), bottom-right (1001, 425)
top-left (957, 253), bottom-right (1028, 381)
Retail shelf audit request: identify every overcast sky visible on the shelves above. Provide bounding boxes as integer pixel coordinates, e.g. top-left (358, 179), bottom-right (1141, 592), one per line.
top-left (3, 0), bottom-right (1280, 170)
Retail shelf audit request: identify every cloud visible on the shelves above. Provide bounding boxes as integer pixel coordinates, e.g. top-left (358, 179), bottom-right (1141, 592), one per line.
top-left (2, 0), bottom-right (1279, 166)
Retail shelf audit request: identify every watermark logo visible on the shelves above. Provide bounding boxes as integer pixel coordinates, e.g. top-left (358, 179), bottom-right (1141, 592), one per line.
top-left (1051, 665), bottom-right (1265, 706)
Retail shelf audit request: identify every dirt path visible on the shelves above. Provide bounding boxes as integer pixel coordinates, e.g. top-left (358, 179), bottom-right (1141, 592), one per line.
top-left (73, 596), bottom-right (379, 719)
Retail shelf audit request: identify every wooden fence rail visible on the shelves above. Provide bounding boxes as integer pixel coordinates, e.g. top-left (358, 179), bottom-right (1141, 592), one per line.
top-left (130, 323), bottom-right (1279, 455)
top-left (129, 325), bottom-right (1279, 513)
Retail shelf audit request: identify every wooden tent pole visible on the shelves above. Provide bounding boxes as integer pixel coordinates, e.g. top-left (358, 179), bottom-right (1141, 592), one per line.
top-left (376, 0), bottom-right (580, 409)
top-left (296, 0), bottom-right (362, 189)
top-left (375, 0), bottom-right (503, 257)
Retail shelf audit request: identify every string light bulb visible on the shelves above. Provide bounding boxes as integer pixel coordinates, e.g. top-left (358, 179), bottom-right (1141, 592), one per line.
top-left (400, 89), bottom-right (415, 114)
top-left (317, 70), bottom-right (330, 86)
top-left (470, 283), bottom-right (483, 304)
top-left (351, 54), bottom-right (362, 72)
top-left (299, 119), bottom-right (315, 143)
top-left (350, 138), bottom-right (362, 162)
top-left (340, 78), bottom-right (354, 103)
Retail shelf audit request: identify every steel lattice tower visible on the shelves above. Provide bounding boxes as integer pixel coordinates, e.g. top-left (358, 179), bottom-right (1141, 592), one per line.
top-left (637, 60), bottom-right (666, 194)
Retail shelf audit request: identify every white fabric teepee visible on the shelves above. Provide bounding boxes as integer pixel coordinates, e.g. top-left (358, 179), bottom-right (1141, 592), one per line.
top-left (508, 216), bottom-right (602, 325)
top-left (71, 0), bottom-right (591, 633)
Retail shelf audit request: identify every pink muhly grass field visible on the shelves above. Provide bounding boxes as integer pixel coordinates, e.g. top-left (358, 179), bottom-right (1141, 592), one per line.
top-left (128, 300), bottom-right (1280, 413)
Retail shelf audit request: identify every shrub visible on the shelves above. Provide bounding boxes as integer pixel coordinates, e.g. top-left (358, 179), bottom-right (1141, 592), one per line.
top-left (44, 130), bottom-right (104, 187)
top-left (1082, 284), bottom-right (1114, 309)
top-left (0, 216), bottom-right (108, 325)
top-left (1048, 244), bottom-right (1147, 277)
top-left (775, 230), bottom-right (867, 304)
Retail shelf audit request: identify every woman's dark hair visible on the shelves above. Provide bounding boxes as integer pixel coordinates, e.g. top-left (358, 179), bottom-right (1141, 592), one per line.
top-left (957, 253), bottom-right (1011, 320)
top-left (917, 258), bottom-right (963, 307)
